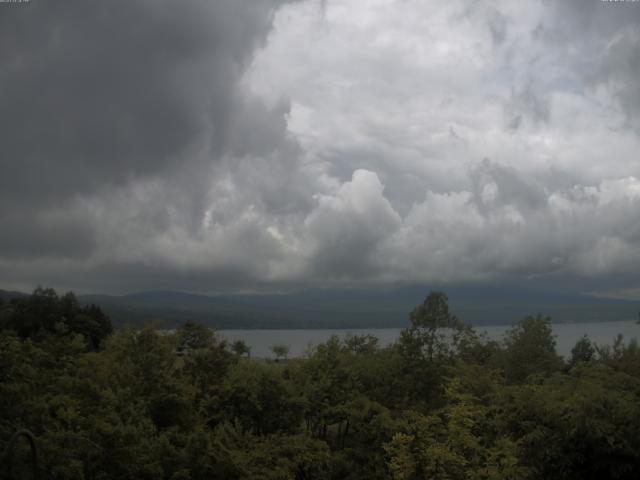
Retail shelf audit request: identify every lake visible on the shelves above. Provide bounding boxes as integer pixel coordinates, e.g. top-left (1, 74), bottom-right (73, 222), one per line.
top-left (219, 320), bottom-right (640, 358)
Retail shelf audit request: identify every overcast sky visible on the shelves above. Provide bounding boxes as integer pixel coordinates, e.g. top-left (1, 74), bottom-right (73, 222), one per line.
top-left (1, 0), bottom-right (640, 297)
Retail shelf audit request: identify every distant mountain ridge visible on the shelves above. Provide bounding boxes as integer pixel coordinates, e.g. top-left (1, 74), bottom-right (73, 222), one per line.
top-left (2, 285), bottom-right (636, 329)
top-left (0, 289), bottom-right (29, 302)
top-left (3, 286), bottom-right (639, 329)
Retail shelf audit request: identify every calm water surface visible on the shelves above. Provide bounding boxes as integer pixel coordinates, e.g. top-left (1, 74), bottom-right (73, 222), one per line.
top-left (219, 321), bottom-right (639, 358)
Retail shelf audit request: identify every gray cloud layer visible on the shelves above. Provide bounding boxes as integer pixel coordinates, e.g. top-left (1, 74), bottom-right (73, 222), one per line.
top-left (2, 0), bottom-right (640, 296)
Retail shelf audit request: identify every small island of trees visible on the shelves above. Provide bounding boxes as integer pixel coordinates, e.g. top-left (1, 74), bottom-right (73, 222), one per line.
top-left (2, 288), bottom-right (640, 479)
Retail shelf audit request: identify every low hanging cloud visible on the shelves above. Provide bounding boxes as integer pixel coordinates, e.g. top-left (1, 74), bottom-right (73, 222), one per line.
top-left (383, 169), bottom-right (640, 284)
top-left (2, 0), bottom-right (640, 296)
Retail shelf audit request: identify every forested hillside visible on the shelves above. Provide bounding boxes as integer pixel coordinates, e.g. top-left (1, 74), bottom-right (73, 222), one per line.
top-left (2, 288), bottom-right (640, 479)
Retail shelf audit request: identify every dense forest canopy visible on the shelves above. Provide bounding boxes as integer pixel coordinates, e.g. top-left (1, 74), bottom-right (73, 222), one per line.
top-left (2, 288), bottom-right (640, 479)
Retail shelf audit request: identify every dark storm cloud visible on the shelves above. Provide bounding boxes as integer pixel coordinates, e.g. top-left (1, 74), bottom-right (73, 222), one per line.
top-left (0, 209), bottom-right (96, 259)
top-left (0, 0), bottom-right (290, 253)
top-left (4, 0), bottom-right (640, 297)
